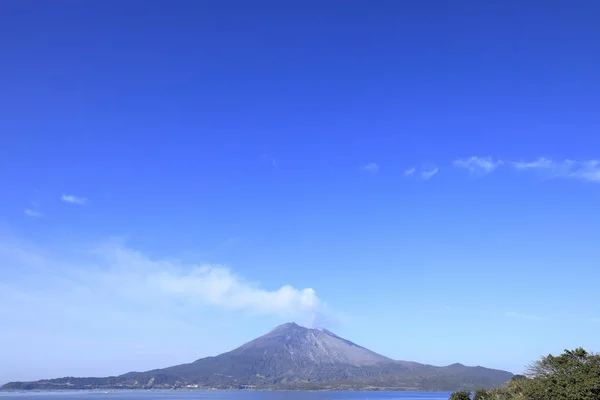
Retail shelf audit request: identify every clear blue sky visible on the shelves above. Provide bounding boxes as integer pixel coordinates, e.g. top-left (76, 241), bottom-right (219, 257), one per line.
top-left (1, 0), bottom-right (599, 384)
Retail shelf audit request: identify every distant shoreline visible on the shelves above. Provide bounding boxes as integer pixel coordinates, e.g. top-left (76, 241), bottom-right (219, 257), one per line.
top-left (0, 388), bottom-right (454, 393)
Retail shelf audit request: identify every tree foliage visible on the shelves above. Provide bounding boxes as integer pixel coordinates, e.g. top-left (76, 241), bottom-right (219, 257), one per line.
top-left (449, 391), bottom-right (471, 400)
top-left (460, 348), bottom-right (600, 400)
top-left (473, 389), bottom-right (491, 400)
top-left (523, 347), bottom-right (600, 400)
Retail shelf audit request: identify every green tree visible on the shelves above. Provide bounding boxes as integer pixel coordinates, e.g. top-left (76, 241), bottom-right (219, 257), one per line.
top-left (450, 348), bottom-right (600, 399)
top-left (449, 391), bottom-right (471, 400)
top-left (523, 347), bottom-right (600, 400)
top-left (488, 376), bottom-right (528, 400)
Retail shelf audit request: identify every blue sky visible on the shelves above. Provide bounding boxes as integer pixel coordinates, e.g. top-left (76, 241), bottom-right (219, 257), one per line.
top-left (1, 0), bottom-right (599, 383)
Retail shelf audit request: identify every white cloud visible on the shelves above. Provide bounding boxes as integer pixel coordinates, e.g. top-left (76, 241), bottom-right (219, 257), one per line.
top-left (0, 237), bottom-right (330, 382)
top-left (511, 158), bottom-right (600, 182)
top-left (2, 240), bottom-right (323, 318)
top-left (449, 156), bottom-right (600, 183)
top-left (511, 157), bottom-right (554, 170)
top-left (61, 194), bottom-right (87, 205)
top-left (272, 159), bottom-right (278, 169)
top-left (149, 265), bottom-right (320, 315)
top-left (453, 156), bottom-right (503, 174)
top-left (361, 163), bottom-right (380, 174)
top-left (571, 161), bottom-right (600, 182)
top-left (24, 209), bottom-right (43, 218)
top-left (505, 311), bottom-right (543, 321)
top-left (421, 167), bottom-right (439, 180)
top-left (403, 165), bottom-right (438, 180)
top-left (106, 247), bottom-right (322, 316)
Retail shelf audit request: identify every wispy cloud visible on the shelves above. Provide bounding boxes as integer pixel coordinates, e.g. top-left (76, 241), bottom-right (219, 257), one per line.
top-left (451, 156), bottom-right (600, 183)
top-left (511, 158), bottom-right (600, 182)
top-left (421, 167), bottom-right (439, 180)
top-left (510, 158), bottom-right (554, 170)
top-left (0, 236), bottom-right (331, 382)
top-left (260, 154), bottom-right (279, 169)
top-left (24, 209), bottom-right (43, 218)
top-left (152, 265), bottom-right (320, 315)
top-left (361, 163), bottom-right (380, 174)
top-left (404, 166), bottom-right (438, 180)
top-left (505, 311), bottom-right (543, 321)
top-left (1, 239), bottom-right (324, 319)
top-left (453, 156), bottom-right (503, 175)
top-left (61, 194), bottom-right (87, 205)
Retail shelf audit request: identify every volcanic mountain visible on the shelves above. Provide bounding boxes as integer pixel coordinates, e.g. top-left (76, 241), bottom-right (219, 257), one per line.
top-left (2, 322), bottom-right (513, 391)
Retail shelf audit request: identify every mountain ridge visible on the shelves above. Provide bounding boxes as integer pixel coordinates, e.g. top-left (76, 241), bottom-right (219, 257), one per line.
top-left (1, 322), bottom-right (513, 391)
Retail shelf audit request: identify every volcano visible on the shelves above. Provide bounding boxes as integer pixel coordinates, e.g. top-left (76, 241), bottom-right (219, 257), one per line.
top-left (2, 322), bottom-right (512, 391)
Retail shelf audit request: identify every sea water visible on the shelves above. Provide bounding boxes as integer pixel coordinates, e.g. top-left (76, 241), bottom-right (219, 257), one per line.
top-left (0, 391), bottom-right (452, 400)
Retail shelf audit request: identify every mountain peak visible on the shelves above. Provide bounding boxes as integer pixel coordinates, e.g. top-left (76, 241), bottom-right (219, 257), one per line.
top-left (234, 322), bottom-right (391, 368)
top-left (447, 362), bottom-right (466, 368)
top-left (271, 321), bottom-right (302, 331)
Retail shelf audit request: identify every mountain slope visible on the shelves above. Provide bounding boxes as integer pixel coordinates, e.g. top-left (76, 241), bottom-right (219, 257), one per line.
top-left (120, 322), bottom-right (394, 385)
top-left (1, 322), bottom-right (513, 391)
top-left (225, 322), bottom-right (392, 366)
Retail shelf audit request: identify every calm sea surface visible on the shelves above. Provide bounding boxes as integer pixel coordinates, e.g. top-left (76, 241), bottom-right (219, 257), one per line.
top-left (0, 392), bottom-right (451, 400)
